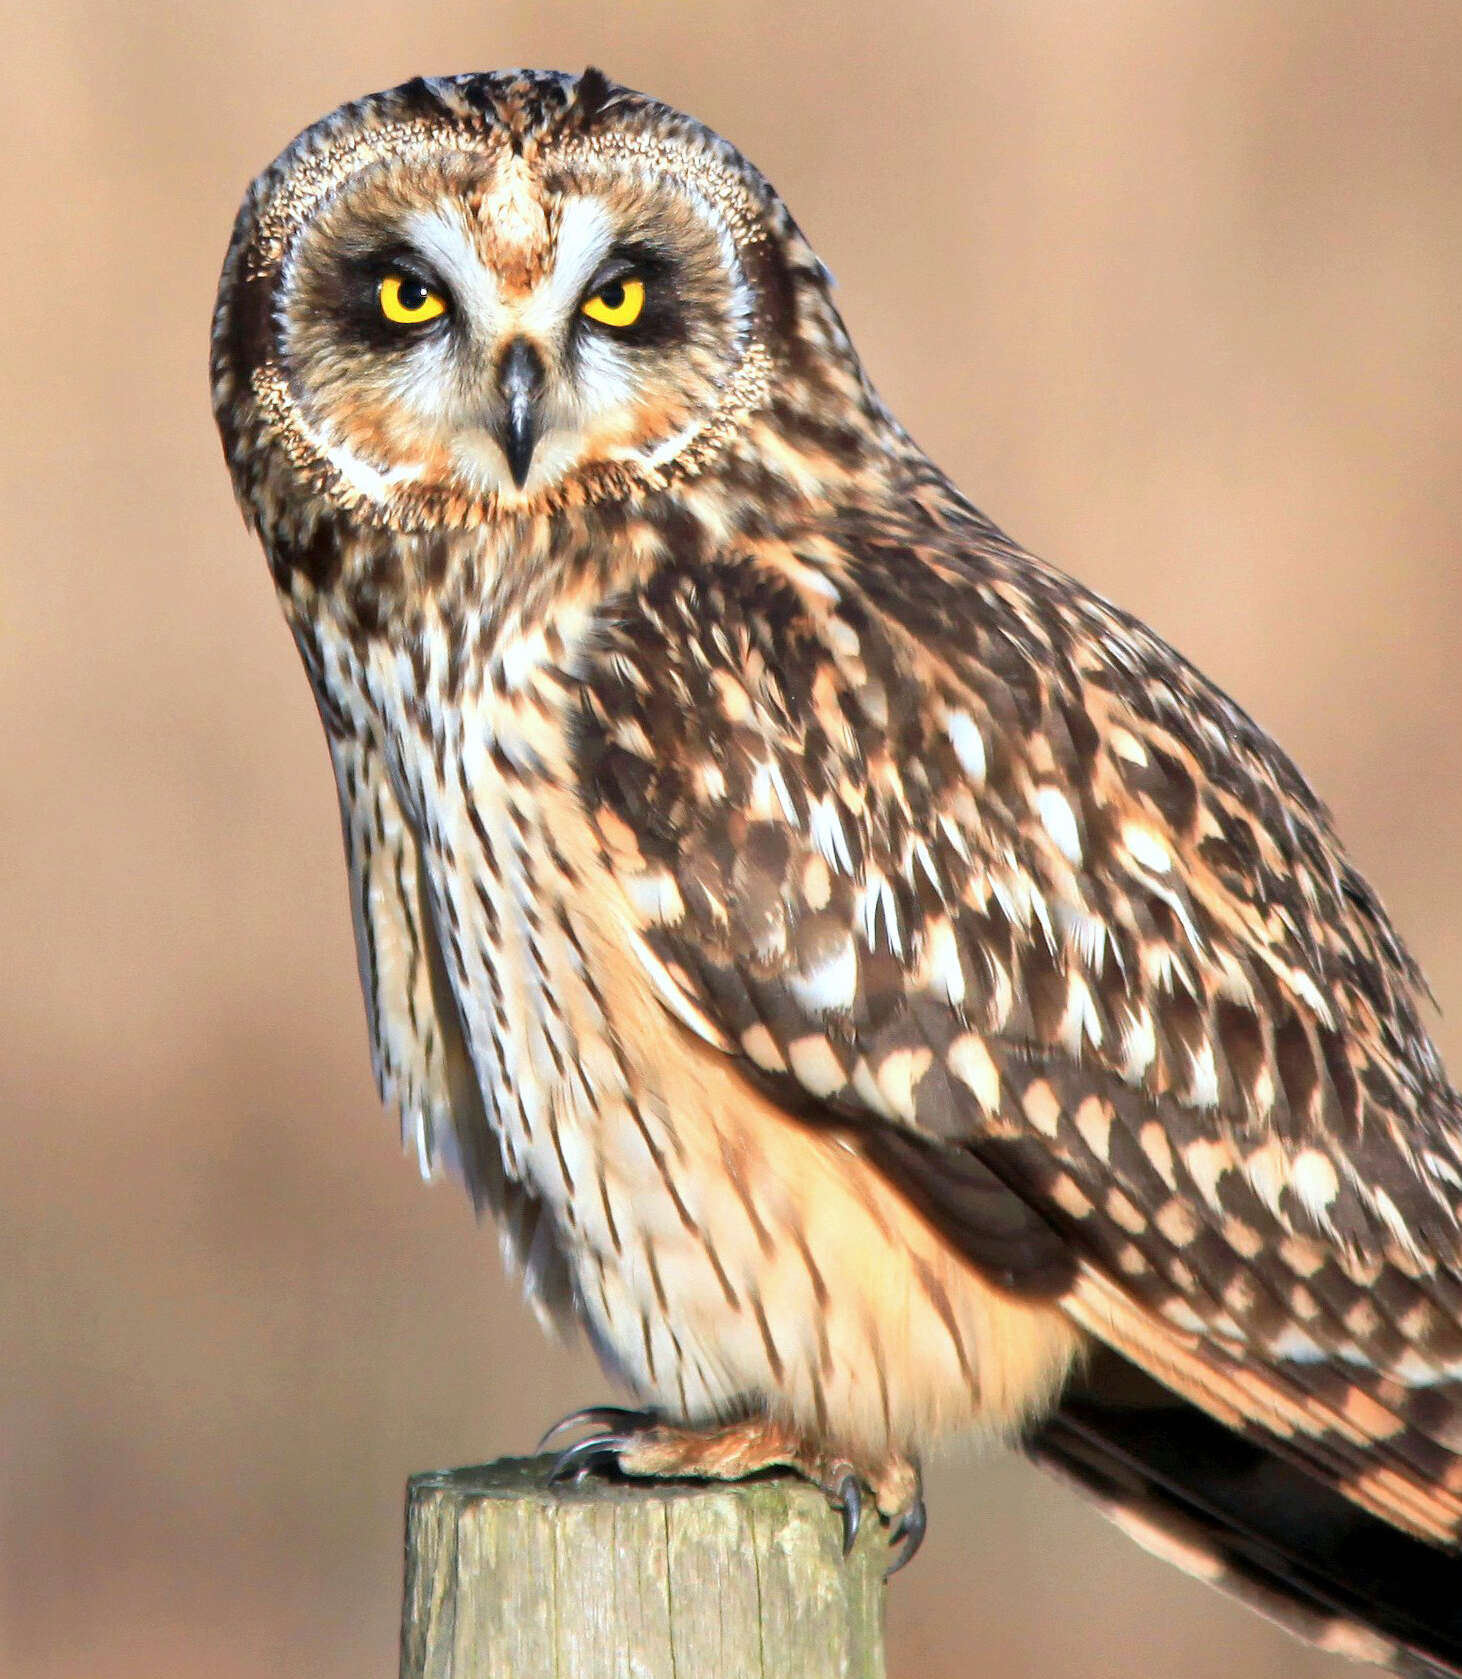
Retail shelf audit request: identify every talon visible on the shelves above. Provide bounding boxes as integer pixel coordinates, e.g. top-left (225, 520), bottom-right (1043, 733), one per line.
top-left (836, 1471), bottom-right (863, 1554)
top-left (885, 1493), bottom-right (927, 1576)
top-left (548, 1432), bottom-right (626, 1484)
top-left (536, 1405), bottom-right (657, 1453)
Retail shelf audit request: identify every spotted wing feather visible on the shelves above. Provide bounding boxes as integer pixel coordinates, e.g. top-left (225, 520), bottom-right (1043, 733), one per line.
top-left (573, 501), bottom-right (1462, 1549)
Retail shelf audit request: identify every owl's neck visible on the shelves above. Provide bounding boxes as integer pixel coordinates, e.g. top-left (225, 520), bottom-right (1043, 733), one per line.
top-left (266, 396), bottom-right (919, 663)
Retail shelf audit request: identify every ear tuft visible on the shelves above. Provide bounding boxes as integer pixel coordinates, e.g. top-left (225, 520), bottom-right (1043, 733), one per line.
top-left (573, 67), bottom-right (613, 127)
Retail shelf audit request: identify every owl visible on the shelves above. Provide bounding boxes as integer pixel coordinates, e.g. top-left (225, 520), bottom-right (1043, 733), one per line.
top-left (212, 70), bottom-right (1462, 1672)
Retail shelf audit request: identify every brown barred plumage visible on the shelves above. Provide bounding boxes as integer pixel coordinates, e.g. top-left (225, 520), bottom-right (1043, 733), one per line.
top-left (212, 69), bottom-right (1462, 1671)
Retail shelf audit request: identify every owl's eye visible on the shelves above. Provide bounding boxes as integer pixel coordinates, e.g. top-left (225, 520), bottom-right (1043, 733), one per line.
top-left (378, 273), bottom-right (448, 326)
top-left (581, 277), bottom-right (646, 329)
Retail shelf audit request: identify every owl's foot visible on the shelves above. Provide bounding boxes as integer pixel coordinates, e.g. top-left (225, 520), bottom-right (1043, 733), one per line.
top-left (540, 1405), bottom-right (926, 1572)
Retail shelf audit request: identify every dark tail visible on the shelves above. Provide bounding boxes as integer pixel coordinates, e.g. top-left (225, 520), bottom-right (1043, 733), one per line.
top-left (1026, 1350), bottom-right (1462, 1677)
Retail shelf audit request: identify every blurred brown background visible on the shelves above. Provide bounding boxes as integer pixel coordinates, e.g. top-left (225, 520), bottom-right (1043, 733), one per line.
top-left (2, 3), bottom-right (1458, 1676)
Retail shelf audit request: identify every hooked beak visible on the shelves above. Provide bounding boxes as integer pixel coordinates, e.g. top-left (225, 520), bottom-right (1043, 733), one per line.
top-left (496, 337), bottom-right (544, 490)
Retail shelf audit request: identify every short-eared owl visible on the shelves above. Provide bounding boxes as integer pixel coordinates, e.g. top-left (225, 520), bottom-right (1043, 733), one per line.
top-left (212, 70), bottom-right (1462, 1671)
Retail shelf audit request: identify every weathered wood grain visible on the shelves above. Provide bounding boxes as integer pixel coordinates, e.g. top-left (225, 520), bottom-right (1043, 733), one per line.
top-left (400, 1456), bottom-right (887, 1679)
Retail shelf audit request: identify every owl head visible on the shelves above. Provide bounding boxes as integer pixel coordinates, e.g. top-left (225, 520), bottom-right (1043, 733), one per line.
top-left (212, 70), bottom-right (884, 551)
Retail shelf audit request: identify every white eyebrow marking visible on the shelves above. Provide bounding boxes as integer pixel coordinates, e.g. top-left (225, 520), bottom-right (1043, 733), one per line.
top-left (402, 204), bottom-right (500, 325)
top-left (519, 196), bottom-right (615, 336)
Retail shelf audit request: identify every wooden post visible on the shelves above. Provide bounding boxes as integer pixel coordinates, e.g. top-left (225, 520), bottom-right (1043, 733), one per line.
top-left (400, 1455), bottom-right (887, 1679)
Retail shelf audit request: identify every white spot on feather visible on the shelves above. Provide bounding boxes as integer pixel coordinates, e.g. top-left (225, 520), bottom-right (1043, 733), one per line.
top-left (792, 562), bottom-right (840, 602)
top-left (948, 1033), bottom-right (1001, 1113)
top-left (1287, 965), bottom-right (1336, 1027)
top-left (1122, 822), bottom-right (1172, 875)
top-left (413, 1110), bottom-right (433, 1181)
top-left (623, 871), bottom-right (685, 924)
top-left (788, 937), bottom-right (858, 1015)
top-left (945, 709), bottom-right (987, 784)
top-left (1268, 1324), bottom-right (1326, 1361)
top-left (1118, 1004), bottom-right (1157, 1080)
top-left (876, 1047), bottom-right (927, 1123)
top-left (1371, 1186), bottom-right (1424, 1260)
top-left (938, 815), bottom-right (972, 864)
top-left (1074, 1096), bottom-right (1112, 1160)
top-left (498, 625), bottom-right (550, 692)
top-left (825, 618), bottom-right (861, 658)
top-left (1109, 727), bottom-right (1148, 766)
top-left (911, 838), bottom-right (943, 898)
top-left (1244, 1141), bottom-right (1288, 1217)
top-left (766, 760), bottom-right (800, 827)
top-left (809, 796), bottom-right (854, 873)
top-left (1060, 906), bottom-right (1109, 971)
top-left (628, 930), bottom-right (730, 1051)
top-left (1423, 1150), bottom-right (1462, 1190)
top-left (1184, 1138), bottom-right (1232, 1211)
top-left (1289, 1148), bottom-right (1341, 1226)
top-left (859, 869), bottom-right (902, 957)
top-left (850, 1056), bottom-right (895, 1119)
top-left (1036, 787), bottom-right (1083, 865)
top-left (787, 1036), bottom-right (846, 1097)
top-left (1187, 1039), bottom-right (1220, 1108)
top-left (925, 918), bottom-right (966, 1008)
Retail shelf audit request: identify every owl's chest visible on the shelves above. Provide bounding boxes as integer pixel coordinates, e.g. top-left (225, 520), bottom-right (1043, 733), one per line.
top-left (344, 612), bottom-right (642, 1193)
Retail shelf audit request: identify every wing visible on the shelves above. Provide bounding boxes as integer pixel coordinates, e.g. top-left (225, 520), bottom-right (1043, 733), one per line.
top-left (319, 708), bottom-right (573, 1326)
top-left (569, 493), bottom-right (1462, 1553)
top-left (1029, 1348), bottom-right (1462, 1677)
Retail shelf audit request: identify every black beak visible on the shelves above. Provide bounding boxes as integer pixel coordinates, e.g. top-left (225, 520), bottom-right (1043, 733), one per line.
top-left (496, 337), bottom-right (544, 489)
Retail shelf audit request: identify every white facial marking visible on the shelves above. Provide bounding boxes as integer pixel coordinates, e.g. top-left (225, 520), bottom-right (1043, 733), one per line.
top-left (404, 202), bottom-right (502, 325)
top-left (527, 196), bottom-right (616, 329)
top-left (319, 432), bottom-right (423, 499)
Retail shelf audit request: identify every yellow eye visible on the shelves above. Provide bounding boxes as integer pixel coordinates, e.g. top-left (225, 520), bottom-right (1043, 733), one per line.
top-left (581, 276), bottom-right (645, 328)
top-left (378, 273), bottom-right (447, 325)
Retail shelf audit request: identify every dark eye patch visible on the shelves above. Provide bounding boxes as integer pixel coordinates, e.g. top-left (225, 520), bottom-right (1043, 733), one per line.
top-left (329, 245), bottom-right (456, 349)
top-left (576, 242), bottom-right (685, 349)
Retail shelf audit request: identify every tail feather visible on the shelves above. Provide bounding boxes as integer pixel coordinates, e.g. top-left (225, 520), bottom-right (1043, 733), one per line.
top-left (1028, 1350), bottom-right (1462, 1677)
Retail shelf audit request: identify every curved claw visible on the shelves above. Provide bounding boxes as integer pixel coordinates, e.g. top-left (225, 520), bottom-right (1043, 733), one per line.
top-left (547, 1432), bottom-right (629, 1485)
top-left (885, 1493), bottom-right (927, 1576)
top-left (536, 1405), bottom-right (658, 1454)
top-left (836, 1472), bottom-right (863, 1554)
